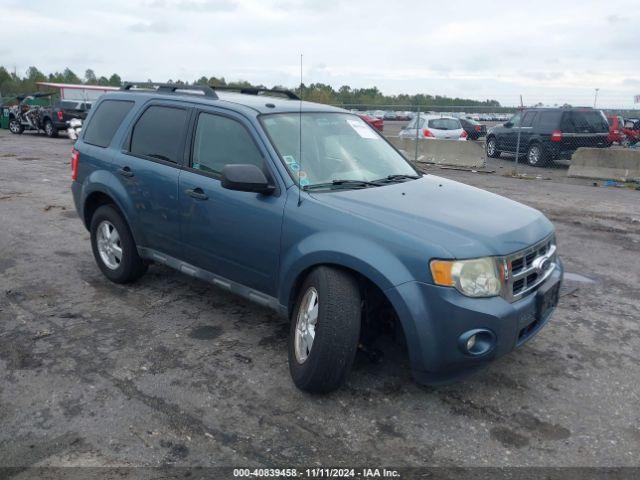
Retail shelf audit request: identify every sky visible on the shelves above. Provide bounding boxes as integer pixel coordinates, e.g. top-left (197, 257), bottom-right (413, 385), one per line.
top-left (1, 0), bottom-right (639, 107)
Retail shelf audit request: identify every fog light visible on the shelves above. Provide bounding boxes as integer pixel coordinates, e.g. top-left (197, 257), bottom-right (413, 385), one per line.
top-left (466, 335), bottom-right (477, 352)
top-left (458, 329), bottom-right (496, 356)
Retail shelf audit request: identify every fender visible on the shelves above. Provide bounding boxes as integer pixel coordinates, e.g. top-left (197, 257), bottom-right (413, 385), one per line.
top-left (278, 230), bottom-right (415, 312)
top-left (80, 169), bottom-right (148, 247)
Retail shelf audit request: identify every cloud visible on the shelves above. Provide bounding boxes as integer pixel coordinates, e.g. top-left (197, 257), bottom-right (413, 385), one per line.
top-left (2, 0), bottom-right (640, 107)
top-left (127, 21), bottom-right (174, 33)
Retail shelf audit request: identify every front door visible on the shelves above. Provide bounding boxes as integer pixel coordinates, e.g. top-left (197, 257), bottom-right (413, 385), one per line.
top-left (178, 109), bottom-right (285, 296)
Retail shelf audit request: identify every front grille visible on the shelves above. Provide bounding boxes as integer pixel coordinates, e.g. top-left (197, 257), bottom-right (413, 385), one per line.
top-left (502, 235), bottom-right (557, 302)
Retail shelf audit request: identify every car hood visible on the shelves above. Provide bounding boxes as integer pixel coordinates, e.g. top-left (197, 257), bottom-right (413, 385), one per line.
top-left (310, 175), bottom-right (553, 258)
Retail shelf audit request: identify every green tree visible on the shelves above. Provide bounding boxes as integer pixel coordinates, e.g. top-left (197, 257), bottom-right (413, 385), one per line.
top-left (62, 68), bottom-right (81, 84)
top-left (108, 73), bottom-right (122, 87)
top-left (84, 69), bottom-right (97, 84)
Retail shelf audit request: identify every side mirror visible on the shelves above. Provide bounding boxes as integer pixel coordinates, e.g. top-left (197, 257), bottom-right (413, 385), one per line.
top-left (504, 122), bottom-right (513, 128)
top-left (221, 164), bottom-right (275, 194)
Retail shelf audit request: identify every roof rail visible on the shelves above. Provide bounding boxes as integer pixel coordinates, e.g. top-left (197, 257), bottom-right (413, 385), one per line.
top-left (210, 86), bottom-right (300, 100)
top-left (120, 82), bottom-right (218, 98)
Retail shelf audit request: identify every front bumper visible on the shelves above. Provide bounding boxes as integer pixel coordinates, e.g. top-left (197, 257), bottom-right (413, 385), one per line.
top-left (385, 259), bottom-right (563, 385)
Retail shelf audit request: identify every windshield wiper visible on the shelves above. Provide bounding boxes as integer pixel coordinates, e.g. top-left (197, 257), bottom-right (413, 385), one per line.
top-left (385, 174), bottom-right (421, 181)
top-left (303, 179), bottom-right (383, 191)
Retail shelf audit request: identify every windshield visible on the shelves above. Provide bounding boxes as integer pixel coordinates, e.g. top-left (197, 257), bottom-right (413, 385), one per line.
top-left (261, 112), bottom-right (418, 188)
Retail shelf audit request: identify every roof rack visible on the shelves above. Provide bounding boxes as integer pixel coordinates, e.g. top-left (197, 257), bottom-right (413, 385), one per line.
top-left (120, 82), bottom-right (218, 98)
top-left (210, 86), bottom-right (300, 100)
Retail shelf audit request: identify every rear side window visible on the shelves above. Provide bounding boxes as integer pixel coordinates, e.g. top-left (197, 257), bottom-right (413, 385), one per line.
top-left (83, 100), bottom-right (134, 147)
top-left (521, 111), bottom-right (538, 127)
top-left (537, 111), bottom-right (563, 131)
top-left (428, 118), bottom-right (460, 130)
top-left (561, 111), bottom-right (609, 133)
top-left (129, 106), bottom-right (188, 163)
top-left (191, 112), bottom-right (263, 175)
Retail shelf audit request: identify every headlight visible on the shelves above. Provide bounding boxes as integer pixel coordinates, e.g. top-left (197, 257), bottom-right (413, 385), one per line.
top-left (430, 257), bottom-right (502, 297)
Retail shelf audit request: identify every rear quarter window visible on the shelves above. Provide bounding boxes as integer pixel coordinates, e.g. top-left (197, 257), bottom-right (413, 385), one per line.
top-left (83, 100), bottom-right (135, 148)
top-left (561, 111), bottom-right (609, 133)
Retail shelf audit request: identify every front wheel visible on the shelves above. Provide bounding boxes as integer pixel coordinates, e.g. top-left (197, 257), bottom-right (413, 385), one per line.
top-left (288, 267), bottom-right (361, 393)
top-left (90, 205), bottom-right (147, 283)
top-left (8, 119), bottom-right (24, 134)
top-left (486, 137), bottom-right (500, 158)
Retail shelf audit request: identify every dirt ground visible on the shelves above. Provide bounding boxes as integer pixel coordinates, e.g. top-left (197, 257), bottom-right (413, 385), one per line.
top-left (1, 129), bottom-right (639, 473)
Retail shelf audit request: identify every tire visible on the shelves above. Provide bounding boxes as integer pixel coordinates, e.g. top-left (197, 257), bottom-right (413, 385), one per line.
top-left (89, 205), bottom-right (147, 284)
top-left (486, 136), bottom-right (500, 158)
top-left (8, 118), bottom-right (24, 134)
top-left (526, 143), bottom-right (548, 167)
top-left (44, 120), bottom-right (58, 138)
top-left (288, 266), bottom-right (361, 393)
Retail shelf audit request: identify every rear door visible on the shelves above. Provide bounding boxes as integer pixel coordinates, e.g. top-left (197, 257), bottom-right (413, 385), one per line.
top-left (112, 102), bottom-right (190, 257)
top-left (178, 109), bottom-right (285, 296)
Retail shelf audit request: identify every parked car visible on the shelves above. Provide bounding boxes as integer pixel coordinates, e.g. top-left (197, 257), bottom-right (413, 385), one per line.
top-left (606, 115), bottom-right (627, 145)
top-left (372, 110), bottom-right (385, 119)
top-left (8, 94), bottom-right (90, 138)
top-left (623, 118), bottom-right (640, 145)
top-left (486, 107), bottom-right (610, 166)
top-left (358, 113), bottom-right (384, 132)
top-left (459, 118), bottom-right (487, 140)
top-left (399, 114), bottom-right (467, 140)
top-left (383, 111), bottom-right (397, 120)
top-left (71, 84), bottom-right (562, 393)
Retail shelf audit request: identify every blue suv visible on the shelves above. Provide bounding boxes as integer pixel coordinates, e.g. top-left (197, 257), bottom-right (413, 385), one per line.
top-left (71, 84), bottom-right (563, 393)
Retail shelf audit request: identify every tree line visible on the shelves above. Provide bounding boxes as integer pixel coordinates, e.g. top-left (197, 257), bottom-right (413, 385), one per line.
top-left (1, 66), bottom-right (501, 108)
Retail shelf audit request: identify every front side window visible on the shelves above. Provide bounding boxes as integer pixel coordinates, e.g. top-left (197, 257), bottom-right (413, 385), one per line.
top-left (262, 112), bottom-right (418, 188)
top-left (191, 112), bottom-right (263, 175)
top-left (509, 113), bottom-right (522, 127)
top-left (83, 100), bottom-right (134, 148)
top-left (129, 106), bottom-right (187, 163)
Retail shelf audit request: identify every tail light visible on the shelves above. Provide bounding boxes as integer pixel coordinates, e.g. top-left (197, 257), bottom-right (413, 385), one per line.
top-left (57, 111), bottom-right (64, 121)
top-left (423, 128), bottom-right (434, 138)
top-left (71, 148), bottom-right (80, 181)
top-left (551, 130), bottom-right (563, 142)
top-left (613, 130), bottom-right (619, 134)
top-left (475, 125), bottom-right (482, 132)
top-left (460, 130), bottom-right (468, 139)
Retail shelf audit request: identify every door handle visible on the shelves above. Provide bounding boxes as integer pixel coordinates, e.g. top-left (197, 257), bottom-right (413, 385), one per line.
top-left (186, 188), bottom-right (208, 200)
top-left (118, 166), bottom-right (134, 177)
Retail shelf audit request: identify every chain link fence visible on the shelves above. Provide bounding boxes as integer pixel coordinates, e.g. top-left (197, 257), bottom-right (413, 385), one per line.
top-left (338, 99), bottom-right (640, 171)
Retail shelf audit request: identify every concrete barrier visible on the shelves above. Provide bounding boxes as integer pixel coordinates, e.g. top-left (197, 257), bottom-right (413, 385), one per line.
top-left (387, 137), bottom-right (485, 169)
top-left (568, 147), bottom-right (640, 182)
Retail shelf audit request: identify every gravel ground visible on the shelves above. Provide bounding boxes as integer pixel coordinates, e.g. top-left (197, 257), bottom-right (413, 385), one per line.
top-left (1, 129), bottom-right (639, 472)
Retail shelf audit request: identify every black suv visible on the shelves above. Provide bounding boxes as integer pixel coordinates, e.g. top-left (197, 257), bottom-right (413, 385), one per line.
top-left (486, 108), bottom-right (610, 166)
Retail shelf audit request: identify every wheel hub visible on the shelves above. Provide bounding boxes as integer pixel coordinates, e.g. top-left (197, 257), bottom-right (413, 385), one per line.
top-left (294, 287), bottom-right (319, 364)
top-left (96, 220), bottom-right (123, 270)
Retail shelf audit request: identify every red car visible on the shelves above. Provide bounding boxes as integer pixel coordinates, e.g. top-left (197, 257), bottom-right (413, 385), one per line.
top-left (607, 115), bottom-right (627, 145)
top-left (623, 118), bottom-right (640, 145)
top-left (358, 113), bottom-right (384, 132)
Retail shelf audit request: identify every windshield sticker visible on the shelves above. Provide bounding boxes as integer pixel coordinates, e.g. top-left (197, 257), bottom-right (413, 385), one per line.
top-left (347, 119), bottom-right (379, 140)
top-left (283, 155), bottom-right (296, 165)
top-left (299, 177), bottom-right (310, 187)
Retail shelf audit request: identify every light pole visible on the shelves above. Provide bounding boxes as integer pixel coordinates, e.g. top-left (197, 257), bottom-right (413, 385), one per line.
top-left (594, 88), bottom-right (600, 108)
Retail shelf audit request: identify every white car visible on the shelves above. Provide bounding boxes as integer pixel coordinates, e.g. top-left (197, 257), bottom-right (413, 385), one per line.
top-left (398, 114), bottom-right (467, 140)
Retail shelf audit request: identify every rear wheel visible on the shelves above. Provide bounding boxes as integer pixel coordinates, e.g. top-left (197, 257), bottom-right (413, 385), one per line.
top-left (8, 118), bottom-right (24, 134)
top-left (526, 143), bottom-right (548, 167)
top-left (288, 266), bottom-right (361, 393)
top-left (486, 136), bottom-right (500, 158)
top-left (90, 205), bottom-right (147, 283)
top-left (44, 120), bottom-right (58, 138)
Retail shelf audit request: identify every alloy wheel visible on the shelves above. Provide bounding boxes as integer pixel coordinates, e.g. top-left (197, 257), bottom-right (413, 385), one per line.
top-left (96, 220), bottom-right (123, 270)
top-left (294, 287), bottom-right (319, 364)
